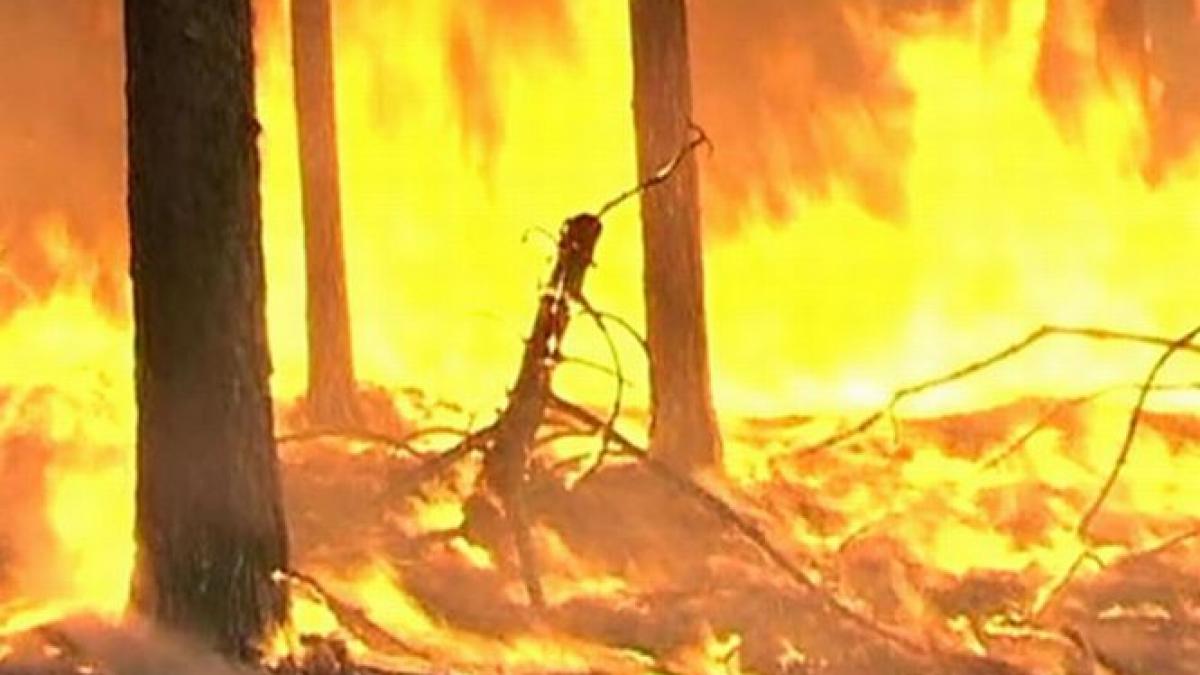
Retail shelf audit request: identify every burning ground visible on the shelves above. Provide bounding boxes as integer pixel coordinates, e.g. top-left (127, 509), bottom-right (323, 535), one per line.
top-left (5, 377), bottom-right (1200, 674)
top-left (3, 0), bottom-right (1200, 673)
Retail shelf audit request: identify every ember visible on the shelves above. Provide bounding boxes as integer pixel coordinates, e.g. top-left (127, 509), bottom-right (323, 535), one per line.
top-left (2, 0), bottom-right (1200, 674)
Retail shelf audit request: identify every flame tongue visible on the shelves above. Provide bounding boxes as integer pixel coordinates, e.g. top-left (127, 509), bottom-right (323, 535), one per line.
top-left (2, 0), bottom-right (1200, 672)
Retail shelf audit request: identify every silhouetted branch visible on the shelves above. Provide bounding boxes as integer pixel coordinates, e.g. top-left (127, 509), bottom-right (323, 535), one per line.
top-left (595, 122), bottom-right (712, 219)
top-left (1117, 525), bottom-right (1200, 565)
top-left (385, 426), bottom-right (495, 499)
top-left (277, 425), bottom-right (472, 458)
top-left (1031, 547), bottom-right (1106, 620)
top-left (1077, 322), bottom-right (1200, 538)
top-left (590, 308), bottom-right (650, 360)
top-left (796, 324), bottom-right (1200, 456)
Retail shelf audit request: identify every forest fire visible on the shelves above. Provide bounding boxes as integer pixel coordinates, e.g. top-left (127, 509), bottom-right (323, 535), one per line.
top-left (2, 0), bottom-right (1200, 673)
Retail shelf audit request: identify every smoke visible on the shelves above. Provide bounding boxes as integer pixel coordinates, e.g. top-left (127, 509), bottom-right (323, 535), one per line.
top-left (1139, 0), bottom-right (1200, 180)
top-left (689, 0), bottom-right (927, 228)
top-left (1036, 0), bottom-right (1200, 181)
top-left (443, 0), bottom-right (576, 158)
top-left (0, 0), bottom-right (125, 316)
top-left (2, 0), bottom-right (1196, 281)
top-left (687, 0), bottom-right (1200, 231)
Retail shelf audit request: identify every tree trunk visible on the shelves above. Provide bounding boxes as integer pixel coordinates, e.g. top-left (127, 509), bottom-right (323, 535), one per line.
top-left (292, 0), bottom-right (359, 425)
top-left (628, 0), bottom-right (722, 472)
top-left (125, 0), bottom-right (289, 656)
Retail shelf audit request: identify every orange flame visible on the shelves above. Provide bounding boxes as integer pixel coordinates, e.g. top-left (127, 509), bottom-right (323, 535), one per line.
top-left (1, 0), bottom-right (1199, 669)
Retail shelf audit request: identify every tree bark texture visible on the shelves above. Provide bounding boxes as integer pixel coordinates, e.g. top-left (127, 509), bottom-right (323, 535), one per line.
top-left (125, 0), bottom-right (289, 656)
top-left (291, 0), bottom-right (358, 425)
top-left (482, 215), bottom-right (603, 608)
top-left (628, 0), bottom-right (722, 472)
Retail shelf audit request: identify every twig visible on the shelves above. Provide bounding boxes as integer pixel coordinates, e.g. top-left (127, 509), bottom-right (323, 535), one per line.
top-left (1116, 525), bottom-right (1200, 565)
top-left (276, 425), bottom-right (451, 456)
top-left (557, 354), bottom-right (632, 386)
top-left (1077, 322), bottom-right (1200, 538)
top-left (573, 298), bottom-right (632, 478)
top-left (980, 393), bottom-right (1102, 470)
top-left (835, 381), bottom-right (1199, 564)
top-left (385, 426), bottom-right (494, 499)
top-left (589, 308), bottom-right (650, 360)
top-left (981, 381), bottom-right (1200, 470)
top-left (795, 324), bottom-right (1200, 456)
top-left (277, 426), bottom-right (472, 458)
top-left (595, 122), bottom-right (712, 219)
top-left (1031, 548), bottom-right (1105, 620)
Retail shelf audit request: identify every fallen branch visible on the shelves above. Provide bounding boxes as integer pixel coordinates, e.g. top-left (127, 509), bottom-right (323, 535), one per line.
top-left (982, 381), bottom-right (1200, 471)
top-left (836, 379), bottom-right (1200, 555)
top-left (1031, 522), bottom-right (1200, 623)
top-left (1116, 524), bottom-right (1200, 565)
top-left (980, 394), bottom-right (1104, 470)
top-left (795, 324), bottom-right (1200, 456)
top-left (546, 393), bottom-right (931, 658)
top-left (1031, 547), bottom-right (1105, 620)
top-left (385, 426), bottom-right (494, 499)
top-left (277, 425), bottom-right (472, 458)
top-left (1077, 322), bottom-right (1200, 538)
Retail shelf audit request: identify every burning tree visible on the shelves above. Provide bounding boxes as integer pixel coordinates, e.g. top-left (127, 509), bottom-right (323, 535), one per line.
top-left (291, 0), bottom-right (360, 426)
top-left (125, 0), bottom-right (289, 656)
top-left (629, 0), bottom-right (722, 472)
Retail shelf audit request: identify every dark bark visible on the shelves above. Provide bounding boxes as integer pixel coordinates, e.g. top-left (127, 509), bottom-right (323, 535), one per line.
top-left (292, 0), bottom-right (359, 425)
top-left (628, 0), bottom-right (722, 472)
top-left (483, 215), bottom-right (603, 608)
top-left (125, 0), bottom-right (289, 656)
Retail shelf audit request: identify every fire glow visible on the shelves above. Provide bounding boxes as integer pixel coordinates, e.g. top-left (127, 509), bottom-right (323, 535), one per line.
top-left (2, 0), bottom-right (1200, 673)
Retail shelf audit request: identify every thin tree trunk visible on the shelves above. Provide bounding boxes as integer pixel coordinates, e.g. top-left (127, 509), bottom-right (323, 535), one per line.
top-left (125, 0), bottom-right (289, 656)
top-left (292, 0), bottom-right (358, 425)
top-left (629, 0), bottom-right (722, 472)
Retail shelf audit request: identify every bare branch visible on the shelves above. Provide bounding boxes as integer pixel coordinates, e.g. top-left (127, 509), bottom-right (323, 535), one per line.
top-left (595, 123), bottom-right (712, 219)
top-left (277, 425), bottom-right (473, 458)
top-left (1077, 322), bottom-right (1200, 538)
top-left (557, 354), bottom-right (632, 386)
top-left (385, 426), bottom-right (495, 499)
top-left (796, 324), bottom-right (1200, 456)
top-left (1117, 525), bottom-right (1200, 565)
top-left (1031, 547), bottom-right (1103, 620)
top-left (590, 308), bottom-right (650, 361)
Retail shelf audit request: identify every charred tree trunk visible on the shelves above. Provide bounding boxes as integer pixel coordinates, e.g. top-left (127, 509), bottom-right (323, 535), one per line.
top-left (125, 0), bottom-right (289, 656)
top-left (482, 215), bottom-right (603, 608)
top-left (628, 0), bottom-right (722, 472)
top-left (292, 0), bottom-right (359, 425)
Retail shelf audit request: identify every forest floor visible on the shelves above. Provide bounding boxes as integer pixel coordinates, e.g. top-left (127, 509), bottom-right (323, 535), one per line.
top-left (268, 387), bottom-right (1200, 675)
top-left (2, 386), bottom-right (1199, 675)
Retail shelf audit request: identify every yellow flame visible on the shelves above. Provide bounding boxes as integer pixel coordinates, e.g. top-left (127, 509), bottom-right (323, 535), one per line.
top-left (2, 0), bottom-right (1200, 667)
